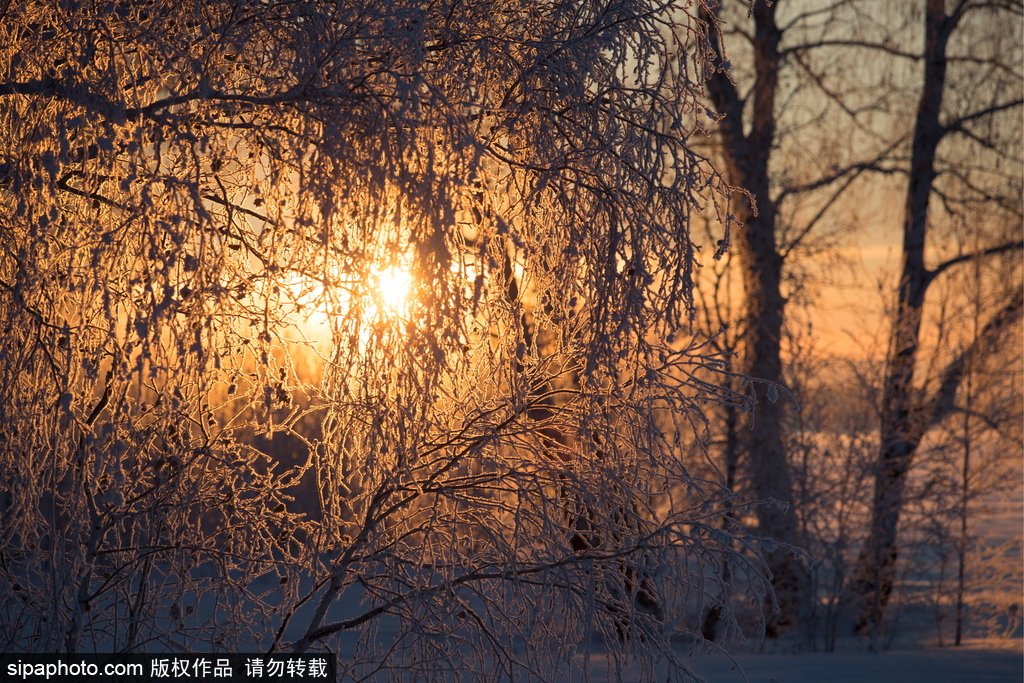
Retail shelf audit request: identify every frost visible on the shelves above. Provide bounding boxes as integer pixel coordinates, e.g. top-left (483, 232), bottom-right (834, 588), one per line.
top-left (0, 0), bottom-right (753, 674)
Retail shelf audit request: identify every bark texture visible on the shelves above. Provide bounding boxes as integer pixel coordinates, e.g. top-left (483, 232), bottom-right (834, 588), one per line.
top-left (703, 0), bottom-right (806, 636)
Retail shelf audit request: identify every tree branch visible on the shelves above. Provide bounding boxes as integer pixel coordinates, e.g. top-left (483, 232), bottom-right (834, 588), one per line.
top-left (0, 78), bottom-right (361, 123)
top-left (0, 78), bottom-right (125, 118)
top-left (291, 542), bottom-right (663, 652)
top-left (779, 0), bottom-right (860, 33)
top-left (943, 99), bottom-right (1024, 135)
top-left (777, 162), bottom-right (905, 206)
top-left (781, 39), bottom-right (920, 61)
top-left (925, 289), bottom-right (1024, 429)
top-left (699, 1), bottom-right (747, 149)
top-left (926, 240), bottom-right (1024, 283)
top-left (56, 175), bottom-right (129, 212)
top-left (773, 140), bottom-right (905, 205)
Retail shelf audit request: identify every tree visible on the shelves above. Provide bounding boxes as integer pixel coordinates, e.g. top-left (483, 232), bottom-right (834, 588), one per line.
top-left (695, 0), bottom-right (898, 638)
top-left (851, 0), bottom-right (1023, 637)
top-left (697, 0), bottom-right (808, 638)
top-left (695, 0), bottom-right (1022, 642)
top-left (918, 239), bottom-right (1023, 646)
top-left (0, 0), bottom-right (759, 677)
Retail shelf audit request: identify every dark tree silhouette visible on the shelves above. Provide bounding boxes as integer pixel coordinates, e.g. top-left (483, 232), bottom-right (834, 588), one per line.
top-left (851, 0), bottom-right (1023, 637)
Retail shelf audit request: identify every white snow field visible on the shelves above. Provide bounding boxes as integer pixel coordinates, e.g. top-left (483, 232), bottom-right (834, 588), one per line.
top-left (682, 644), bottom-right (1023, 683)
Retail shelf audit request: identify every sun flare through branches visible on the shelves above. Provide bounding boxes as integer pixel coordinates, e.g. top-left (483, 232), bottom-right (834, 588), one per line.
top-left (0, 0), bottom-right (756, 674)
top-left (371, 265), bottom-right (413, 318)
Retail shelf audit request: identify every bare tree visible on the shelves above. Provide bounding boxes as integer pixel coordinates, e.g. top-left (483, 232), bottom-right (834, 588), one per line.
top-left (697, 0), bottom-right (811, 638)
top-left (877, 234), bottom-right (1023, 646)
top-left (695, 0), bottom-right (1022, 642)
top-left (694, 0), bottom-right (903, 637)
top-left (0, 0), bottom-right (763, 677)
top-left (851, 0), bottom-right (1023, 637)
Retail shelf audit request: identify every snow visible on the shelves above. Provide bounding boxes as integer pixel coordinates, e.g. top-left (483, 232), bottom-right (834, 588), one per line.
top-left (684, 645), bottom-right (1022, 683)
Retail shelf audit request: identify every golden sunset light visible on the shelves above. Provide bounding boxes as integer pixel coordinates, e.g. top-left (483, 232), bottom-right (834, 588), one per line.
top-left (0, 0), bottom-right (1018, 678)
top-left (372, 265), bottom-right (413, 317)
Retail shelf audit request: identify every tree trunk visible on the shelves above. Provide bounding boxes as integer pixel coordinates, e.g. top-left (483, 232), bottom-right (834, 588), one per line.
top-left (854, 0), bottom-right (954, 636)
top-left (703, 0), bottom-right (805, 636)
top-left (736, 186), bottom-right (805, 637)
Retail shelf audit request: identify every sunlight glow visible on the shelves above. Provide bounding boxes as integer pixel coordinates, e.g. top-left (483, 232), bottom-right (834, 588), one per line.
top-left (373, 266), bottom-right (413, 315)
top-left (276, 264), bottom-right (415, 341)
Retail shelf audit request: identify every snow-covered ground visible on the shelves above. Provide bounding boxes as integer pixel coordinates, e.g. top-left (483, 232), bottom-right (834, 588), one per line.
top-left (570, 638), bottom-right (1023, 682)
top-left (682, 642), bottom-right (1022, 683)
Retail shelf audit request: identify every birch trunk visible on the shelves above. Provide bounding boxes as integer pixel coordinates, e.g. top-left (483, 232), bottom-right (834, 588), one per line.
top-left (703, 0), bottom-right (806, 636)
top-left (854, 0), bottom-right (953, 635)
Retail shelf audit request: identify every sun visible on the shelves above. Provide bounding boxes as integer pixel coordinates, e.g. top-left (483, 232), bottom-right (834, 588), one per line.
top-left (373, 266), bottom-right (413, 315)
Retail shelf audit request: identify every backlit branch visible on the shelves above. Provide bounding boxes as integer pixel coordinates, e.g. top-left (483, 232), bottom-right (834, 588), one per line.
top-left (925, 289), bottom-right (1024, 431)
top-left (927, 240), bottom-right (1024, 284)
